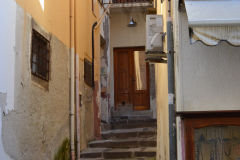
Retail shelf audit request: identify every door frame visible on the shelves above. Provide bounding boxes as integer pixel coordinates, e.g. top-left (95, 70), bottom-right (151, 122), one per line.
top-left (113, 46), bottom-right (150, 110)
top-left (184, 116), bottom-right (240, 160)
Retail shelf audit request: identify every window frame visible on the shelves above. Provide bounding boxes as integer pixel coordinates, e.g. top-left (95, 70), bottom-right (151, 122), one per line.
top-left (184, 116), bottom-right (240, 160)
top-left (31, 29), bottom-right (50, 81)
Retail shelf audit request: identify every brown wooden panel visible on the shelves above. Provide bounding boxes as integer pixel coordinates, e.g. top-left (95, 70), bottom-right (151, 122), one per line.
top-left (184, 117), bottom-right (240, 160)
top-left (114, 47), bottom-right (149, 110)
top-left (114, 49), bottom-right (132, 107)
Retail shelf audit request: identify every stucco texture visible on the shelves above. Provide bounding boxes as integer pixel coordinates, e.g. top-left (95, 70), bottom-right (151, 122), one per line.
top-left (155, 0), bottom-right (170, 159)
top-left (100, 15), bottom-right (111, 123)
top-left (2, 8), bottom-right (70, 160)
top-left (176, 9), bottom-right (240, 112)
top-left (155, 63), bottom-right (169, 160)
top-left (75, 0), bottom-right (102, 144)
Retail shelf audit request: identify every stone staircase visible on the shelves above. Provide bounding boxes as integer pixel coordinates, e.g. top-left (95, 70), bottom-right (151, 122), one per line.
top-left (80, 117), bottom-right (157, 160)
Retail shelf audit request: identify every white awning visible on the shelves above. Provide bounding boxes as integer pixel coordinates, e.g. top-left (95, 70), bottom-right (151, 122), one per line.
top-left (184, 0), bottom-right (240, 46)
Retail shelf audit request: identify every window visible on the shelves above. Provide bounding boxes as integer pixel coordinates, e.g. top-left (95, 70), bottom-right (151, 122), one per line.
top-left (184, 117), bottom-right (240, 160)
top-left (84, 58), bottom-right (93, 87)
top-left (31, 29), bottom-right (50, 81)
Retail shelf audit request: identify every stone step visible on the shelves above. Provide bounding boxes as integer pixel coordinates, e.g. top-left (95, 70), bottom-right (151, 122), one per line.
top-left (101, 127), bottom-right (156, 139)
top-left (88, 137), bottom-right (156, 148)
top-left (81, 158), bottom-right (156, 160)
top-left (112, 108), bottom-right (153, 118)
top-left (81, 147), bottom-right (156, 159)
top-left (110, 118), bottom-right (157, 130)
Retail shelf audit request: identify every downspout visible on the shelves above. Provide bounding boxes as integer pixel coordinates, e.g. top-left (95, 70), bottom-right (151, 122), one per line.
top-left (91, 4), bottom-right (111, 87)
top-left (70, 0), bottom-right (75, 159)
top-left (167, 0), bottom-right (177, 159)
top-left (92, 22), bottom-right (98, 88)
top-left (74, 0), bottom-right (81, 159)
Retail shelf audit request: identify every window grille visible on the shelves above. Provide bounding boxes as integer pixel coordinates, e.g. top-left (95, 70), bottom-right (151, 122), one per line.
top-left (84, 58), bottom-right (94, 87)
top-left (31, 29), bottom-right (50, 81)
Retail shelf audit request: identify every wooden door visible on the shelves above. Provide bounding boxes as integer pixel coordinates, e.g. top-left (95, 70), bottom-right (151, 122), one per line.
top-left (114, 47), bottom-right (150, 110)
top-left (114, 48), bottom-right (132, 107)
top-left (131, 50), bottom-right (150, 110)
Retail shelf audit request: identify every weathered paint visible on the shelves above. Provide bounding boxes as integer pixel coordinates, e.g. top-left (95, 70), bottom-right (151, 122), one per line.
top-left (0, 108), bottom-right (12, 160)
top-left (93, 81), bottom-right (101, 139)
top-left (1, 0), bottom-right (103, 158)
top-left (75, 0), bottom-right (102, 150)
top-left (100, 14), bottom-right (111, 123)
top-left (150, 64), bottom-right (156, 119)
top-left (79, 59), bottom-right (95, 150)
top-left (194, 126), bottom-right (240, 159)
top-left (1, 6), bottom-right (70, 160)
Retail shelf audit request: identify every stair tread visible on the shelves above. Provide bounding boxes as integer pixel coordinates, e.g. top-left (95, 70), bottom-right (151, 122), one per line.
top-left (89, 137), bottom-right (156, 145)
top-left (81, 158), bottom-right (156, 160)
top-left (111, 118), bottom-right (156, 123)
top-left (82, 117), bottom-right (157, 159)
top-left (102, 127), bottom-right (156, 135)
top-left (82, 147), bottom-right (156, 154)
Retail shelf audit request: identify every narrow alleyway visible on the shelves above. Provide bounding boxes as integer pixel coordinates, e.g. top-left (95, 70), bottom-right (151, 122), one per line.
top-left (81, 109), bottom-right (157, 160)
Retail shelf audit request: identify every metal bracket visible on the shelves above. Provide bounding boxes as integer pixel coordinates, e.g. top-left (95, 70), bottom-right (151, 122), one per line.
top-left (168, 50), bottom-right (175, 54)
top-left (145, 51), bottom-right (168, 63)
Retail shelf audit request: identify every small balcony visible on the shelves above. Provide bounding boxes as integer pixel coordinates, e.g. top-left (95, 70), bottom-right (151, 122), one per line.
top-left (111, 0), bottom-right (153, 8)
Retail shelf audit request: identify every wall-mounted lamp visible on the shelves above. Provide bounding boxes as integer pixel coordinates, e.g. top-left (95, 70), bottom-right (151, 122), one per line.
top-left (128, 17), bottom-right (137, 27)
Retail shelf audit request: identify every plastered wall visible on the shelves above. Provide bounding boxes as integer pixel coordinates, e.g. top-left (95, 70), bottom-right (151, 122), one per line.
top-left (176, 8), bottom-right (240, 112)
top-left (1, 0), bottom-right (103, 159)
top-left (100, 13), bottom-right (111, 123)
top-left (14, 0), bottom-right (70, 46)
top-left (0, 0), bottom-right (17, 159)
top-left (1, 5), bottom-right (70, 160)
top-left (154, 0), bottom-right (171, 159)
top-left (155, 63), bottom-right (169, 160)
top-left (75, 0), bottom-right (102, 147)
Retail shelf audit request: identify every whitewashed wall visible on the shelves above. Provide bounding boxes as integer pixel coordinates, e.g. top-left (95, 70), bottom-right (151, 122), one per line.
top-left (0, 0), bottom-right (16, 159)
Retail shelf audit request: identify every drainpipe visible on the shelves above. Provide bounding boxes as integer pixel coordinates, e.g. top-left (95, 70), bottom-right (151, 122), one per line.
top-left (74, 0), bottom-right (81, 159)
top-left (167, 0), bottom-right (177, 160)
top-left (91, 4), bottom-right (111, 87)
top-left (70, 0), bottom-right (75, 159)
top-left (92, 22), bottom-right (98, 88)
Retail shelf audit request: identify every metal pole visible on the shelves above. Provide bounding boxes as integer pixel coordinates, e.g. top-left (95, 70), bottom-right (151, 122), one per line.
top-left (167, 19), bottom-right (177, 160)
top-left (69, 0), bottom-right (76, 159)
